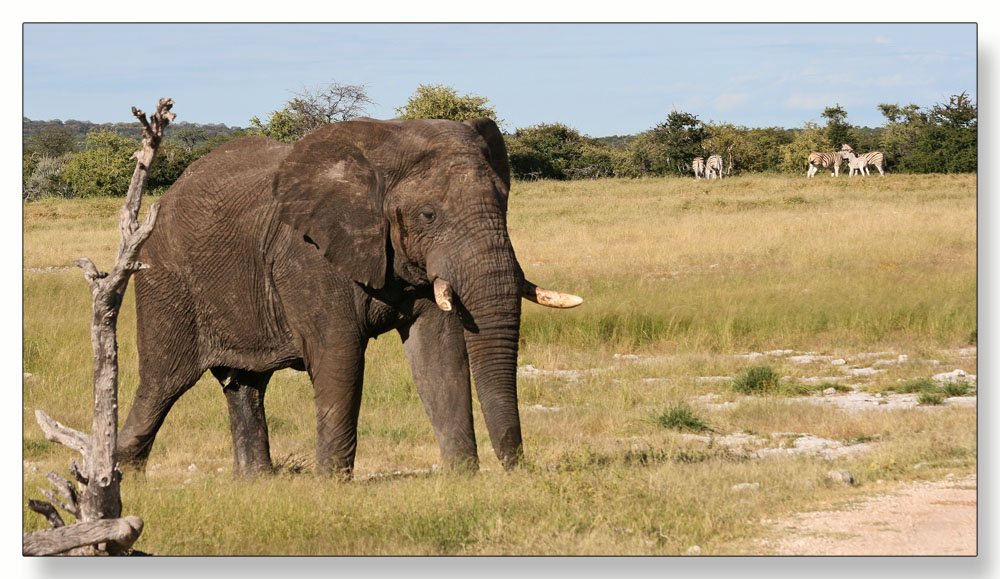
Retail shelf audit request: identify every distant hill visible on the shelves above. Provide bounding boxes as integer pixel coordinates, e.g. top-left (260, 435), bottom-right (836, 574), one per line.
top-left (22, 117), bottom-right (247, 146)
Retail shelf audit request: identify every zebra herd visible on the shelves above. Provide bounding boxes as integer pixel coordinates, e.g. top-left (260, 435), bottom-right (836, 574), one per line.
top-left (807, 144), bottom-right (886, 178)
top-left (692, 144), bottom-right (885, 180)
top-left (692, 154), bottom-right (725, 179)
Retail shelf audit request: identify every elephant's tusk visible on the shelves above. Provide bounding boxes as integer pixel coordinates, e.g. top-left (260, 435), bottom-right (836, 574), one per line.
top-left (522, 280), bottom-right (583, 309)
top-left (433, 278), bottom-right (454, 312)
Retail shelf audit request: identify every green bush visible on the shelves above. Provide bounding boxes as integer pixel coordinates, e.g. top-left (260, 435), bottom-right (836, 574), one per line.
top-left (60, 130), bottom-right (141, 197)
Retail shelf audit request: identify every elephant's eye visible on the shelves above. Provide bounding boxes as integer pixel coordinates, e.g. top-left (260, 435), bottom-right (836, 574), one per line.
top-left (418, 205), bottom-right (436, 224)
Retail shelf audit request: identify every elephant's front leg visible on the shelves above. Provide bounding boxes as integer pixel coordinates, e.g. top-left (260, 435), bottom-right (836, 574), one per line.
top-left (310, 340), bottom-right (368, 477)
top-left (398, 304), bottom-right (478, 471)
top-left (213, 368), bottom-right (274, 477)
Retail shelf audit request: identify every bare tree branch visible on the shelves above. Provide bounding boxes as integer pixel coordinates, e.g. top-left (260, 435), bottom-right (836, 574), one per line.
top-left (35, 410), bottom-right (89, 456)
top-left (23, 516), bottom-right (144, 556)
top-left (26, 98), bottom-right (172, 555)
top-left (27, 500), bottom-right (65, 529)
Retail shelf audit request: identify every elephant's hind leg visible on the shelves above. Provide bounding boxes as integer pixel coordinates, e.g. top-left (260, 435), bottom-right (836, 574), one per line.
top-left (118, 356), bottom-right (204, 471)
top-left (212, 368), bottom-right (274, 477)
top-left (119, 269), bottom-right (204, 471)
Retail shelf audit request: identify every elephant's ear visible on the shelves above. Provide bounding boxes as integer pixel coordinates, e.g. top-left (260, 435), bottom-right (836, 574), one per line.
top-left (463, 117), bottom-right (511, 196)
top-left (273, 121), bottom-right (395, 289)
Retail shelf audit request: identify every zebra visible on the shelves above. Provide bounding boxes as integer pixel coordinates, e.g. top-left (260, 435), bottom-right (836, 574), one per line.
top-left (840, 144), bottom-right (885, 176)
top-left (840, 148), bottom-right (869, 177)
top-left (692, 157), bottom-right (706, 179)
top-left (706, 154), bottom-right (724, 179)
top-left (807, 152), bottom-right (842, 178)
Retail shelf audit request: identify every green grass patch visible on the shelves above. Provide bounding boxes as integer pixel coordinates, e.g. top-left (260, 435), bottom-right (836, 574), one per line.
top-left (918, 392), bottom-right (946, 406)
top-left (650, 404), bottom-right (712, 432)
top-left (732, 365), bottom-right (782, 394)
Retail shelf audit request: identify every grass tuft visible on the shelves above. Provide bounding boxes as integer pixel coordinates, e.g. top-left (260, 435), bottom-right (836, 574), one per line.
top-left (732, 365), bottom-right (782, 394)
top-left (650, 404), bottom-right (711, 432)
top-left (918, 392), bottom-right (945, 406)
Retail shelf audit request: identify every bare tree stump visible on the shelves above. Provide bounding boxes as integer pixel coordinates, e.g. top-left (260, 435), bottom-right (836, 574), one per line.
top-left (23, 98), bottom-right (174, 555)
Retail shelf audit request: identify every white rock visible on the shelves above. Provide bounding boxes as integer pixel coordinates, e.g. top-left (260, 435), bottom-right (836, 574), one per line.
top-left (830, 359), bottom-right (846, 365)
top-left (687, 545), bottom-right (702, 555)
top-left (823, 387), bottom-right (837, 396)
top-left (933, 369), bottom-right (975, 384)
top-left (846, 367), bottom-right (884, 376)
top-left (731, 482), bottom-right (760, 492)
top-left (187, 463), bottom-right (198, 471)
top-left (827, 469), bottom-right (855, 485)
top-left (898, 354), bottom-right (909, 363)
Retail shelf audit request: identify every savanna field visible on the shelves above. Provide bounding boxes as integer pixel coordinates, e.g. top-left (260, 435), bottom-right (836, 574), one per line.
top-left (22, 174), bottom-right (976, 555)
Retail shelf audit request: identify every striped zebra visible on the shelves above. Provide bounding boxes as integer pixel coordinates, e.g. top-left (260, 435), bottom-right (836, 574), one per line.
top-left (706, 154), bottom-right (724, 179)
top-left (807, 151), bottom-right (842, 178)
top-left (840, 144), bottom-right (885, 176)
top-left (692, 157), bottom-right (706, 179)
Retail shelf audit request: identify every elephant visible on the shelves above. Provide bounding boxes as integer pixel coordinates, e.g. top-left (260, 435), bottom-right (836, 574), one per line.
top-left (117, 117), bottom-right (582, 477)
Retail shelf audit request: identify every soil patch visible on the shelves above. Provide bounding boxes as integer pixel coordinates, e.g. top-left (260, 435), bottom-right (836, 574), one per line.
top-left (759, 474), bottom-right (976, 555)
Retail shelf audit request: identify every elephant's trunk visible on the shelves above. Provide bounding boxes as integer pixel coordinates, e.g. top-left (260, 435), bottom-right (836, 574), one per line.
top-left (439, 243), bottom-right (525, 470)
top-left (463, 302), bottom-right (523, 469)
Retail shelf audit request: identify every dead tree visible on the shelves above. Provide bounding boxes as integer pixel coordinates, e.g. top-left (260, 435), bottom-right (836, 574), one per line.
top-left (23, 98), bottom-right (175, 556)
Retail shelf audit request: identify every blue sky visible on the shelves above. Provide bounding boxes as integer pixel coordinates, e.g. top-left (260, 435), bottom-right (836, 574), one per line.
top-left (23, 23), bottom-right (975, 136)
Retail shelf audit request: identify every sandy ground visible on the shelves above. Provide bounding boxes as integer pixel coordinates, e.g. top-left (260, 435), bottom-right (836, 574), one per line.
top-left (759, 474), bottom-right (977, 556)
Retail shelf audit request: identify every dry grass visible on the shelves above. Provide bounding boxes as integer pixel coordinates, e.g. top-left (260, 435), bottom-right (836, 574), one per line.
top-left (22, 174), bottom-right (976, 554)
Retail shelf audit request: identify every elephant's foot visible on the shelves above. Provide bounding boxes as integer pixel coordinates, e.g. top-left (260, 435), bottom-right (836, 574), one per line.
top-left (117, 431), bottom-right (156, 475)
top-left (441, 453), bottom-right (480, 474)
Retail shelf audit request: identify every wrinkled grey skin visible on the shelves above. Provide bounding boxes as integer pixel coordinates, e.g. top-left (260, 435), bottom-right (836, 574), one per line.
top-left (118, 117), bottom-right (527, 477)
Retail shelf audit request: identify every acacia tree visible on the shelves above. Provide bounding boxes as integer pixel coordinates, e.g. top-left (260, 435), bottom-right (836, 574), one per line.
top-left (250, 80), bottom-right (374, 142)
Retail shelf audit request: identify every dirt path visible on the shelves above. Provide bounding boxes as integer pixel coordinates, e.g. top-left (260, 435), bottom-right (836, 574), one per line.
top-left (759, 474), bottom-right (977, 555)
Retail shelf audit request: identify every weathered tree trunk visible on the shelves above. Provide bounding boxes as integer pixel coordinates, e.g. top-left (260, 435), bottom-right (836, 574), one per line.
top-left (23, 98), bottom-right (174, 556)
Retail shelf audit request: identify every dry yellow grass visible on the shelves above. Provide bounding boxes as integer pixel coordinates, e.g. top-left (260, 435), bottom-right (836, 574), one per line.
top-left (23, 174), bottom-right (976, 554)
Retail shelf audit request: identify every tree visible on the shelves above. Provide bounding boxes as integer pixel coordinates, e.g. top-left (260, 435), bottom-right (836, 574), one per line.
top-left (647, 110), bottom-right (707, 175)
top-left (250, 80), bottom-right (374, 142)
top-left (877, 93), bottom-right (976, 173)
top-left (171, 124), bottom-right (210, 150)
top-left (913, 93), bottom-right (977, 173)
top-left (23, 98), bottom-right (172, 556)
top-left (394, 84), bottom-right (500, 125)
top-left (821, 104), bottom-right (855, 150)
top-left (505, 123), bottom-right (583, 180)
top-left (148, 140), bottom-right (196, 193)
top-left (30, 124), bottom-right (77, 157)
top-left (778, 122), bottom-right (827, 174)
top-left (877, 102), bottom-right (926, 172)
top-left (23, 154), bottom-right (72, 200)
top-left (61, 131), bottom-right (142, 197)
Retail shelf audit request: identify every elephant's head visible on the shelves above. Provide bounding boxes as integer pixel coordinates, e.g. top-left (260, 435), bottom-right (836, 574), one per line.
top-left (272, 117), bottom-right (580, 469)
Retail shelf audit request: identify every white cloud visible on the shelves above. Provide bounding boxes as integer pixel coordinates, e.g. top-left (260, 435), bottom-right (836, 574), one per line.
top-left (785, 94), bottom-right (842, 110)
top-left (875, 36), bottom-right (892, 45)
top-left (715, 93), bottom-right (751, 112)
top-left (875, 73), bottom-right (906, 88)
